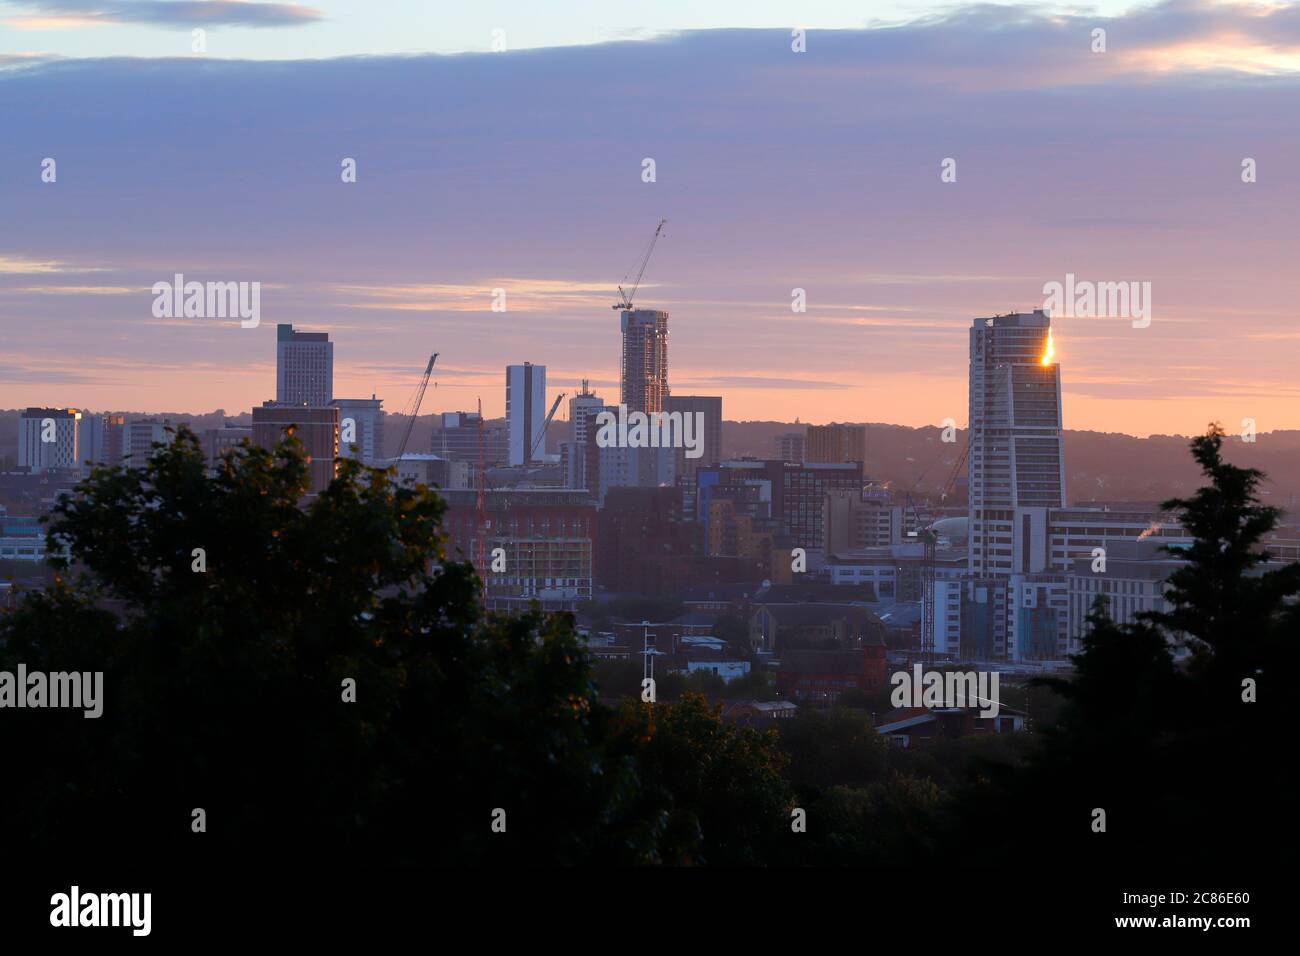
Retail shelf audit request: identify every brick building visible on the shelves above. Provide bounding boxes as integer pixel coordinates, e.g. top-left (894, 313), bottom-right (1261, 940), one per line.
top-left (440, 488), bottom-right (595, 612)
top-left (776, 646), bottom-right (888, 703)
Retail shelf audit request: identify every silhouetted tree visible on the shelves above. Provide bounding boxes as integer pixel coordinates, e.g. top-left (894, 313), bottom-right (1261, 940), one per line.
top-left (778, 707), bottom-right (889, 795)
top-left (0, 428), bottom-right (657, 866)
top-left (615, 694), bottom-right (794, 865)
top-left (1150, 424), bottom-right (1300, 697)
top-left (944, 424), bottom-right (1300, 866)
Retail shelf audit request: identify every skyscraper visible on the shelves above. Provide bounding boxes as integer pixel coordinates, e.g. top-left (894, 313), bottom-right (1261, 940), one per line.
top-left (966, 310), bottom-right (1065, 579)
top-left (276, 323), bottom-right (333, 406)
top-left (506, 362), bottom-right (546, 466)
top-left (620, 309), bottom-right (669, 413)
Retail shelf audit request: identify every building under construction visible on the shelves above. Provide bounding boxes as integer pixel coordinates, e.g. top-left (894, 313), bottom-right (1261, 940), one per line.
top-left (437, 488), bottom-right (595, 613)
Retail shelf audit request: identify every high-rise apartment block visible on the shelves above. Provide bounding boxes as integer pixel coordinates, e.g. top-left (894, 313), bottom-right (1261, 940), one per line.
top-left (568, 380), bottom-right (604, 446)
top-left (966, 310), bottom-right (1065, 578)
top-left (620, 309), bottom-right (669, 413)
top-left (506, 362), bottom-right (547, 466)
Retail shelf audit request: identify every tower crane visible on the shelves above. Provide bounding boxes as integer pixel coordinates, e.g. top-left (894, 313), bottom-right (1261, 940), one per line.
top-left (530, 392), bottom-right (566, 460)
top-left (613, 218), bottom-right (667, 311)
top-left (395, 353), bottom-right (437, 460)
top-left (474, 396), bottom-right (487, 600)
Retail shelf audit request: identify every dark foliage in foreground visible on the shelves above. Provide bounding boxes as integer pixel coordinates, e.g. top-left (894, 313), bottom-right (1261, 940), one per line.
top-left (2, 423), bottom-right (1294, 866)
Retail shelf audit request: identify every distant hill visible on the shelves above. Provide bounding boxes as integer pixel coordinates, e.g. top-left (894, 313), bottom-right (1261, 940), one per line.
top-left (723, 421), bottom-right (1300, 511)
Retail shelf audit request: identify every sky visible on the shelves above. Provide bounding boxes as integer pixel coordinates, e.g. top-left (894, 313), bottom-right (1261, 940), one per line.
top-left (2, 0), bottom-right (1300, 437)
top-left (1, 1), bottom-right (1150, 58)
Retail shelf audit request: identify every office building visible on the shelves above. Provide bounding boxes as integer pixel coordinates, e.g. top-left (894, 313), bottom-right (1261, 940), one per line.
top-left (431, 411), bottom-right (507, 468)
top-left (276, 323), bottom-right (333, 406)
top-left (774, 432), bottom-right (805, 463)
top-left (823, 489), bottom-right (904, 554)
top-left (333, 396), bottom-right (385, 465)
top-left (18, 407), bottom-right (81, 473)
top-left (666, 394), bottom-right (722, 483)
top-left (1066, 539), bottom-right (1187, 655)
top-left (592, 440), bottom-right (677, 505)
top-left (0, 510), bottom-right (48, 562)
top-left (697, 459), bottom-right (861, 555)
top-left (252, 402), bottom-right (339, 494)
top-left (78, 412), bottom-right (126, 471)
top-left (806, 423), bottom-right (865, 468)
top-left (392, 453), bottom-right (470, 490)
top-left (202, 424), bottom-right (252, 471)
top-left (575, 401), bottom-right (675, 503)
top-left (123, 418), bottom-right (187, 462)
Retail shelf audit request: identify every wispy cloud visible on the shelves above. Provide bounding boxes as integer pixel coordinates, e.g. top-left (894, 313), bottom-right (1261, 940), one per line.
top-left (676, 374), bottom-right (853, 391)
top-left (0, 255), bottom-right (112, 275)
top-left (334, 279), bottom-right (617, 314)
top-left (9, 284), bottom-right (135, 294)
top-left (5, 1), bottom-right (325, 29)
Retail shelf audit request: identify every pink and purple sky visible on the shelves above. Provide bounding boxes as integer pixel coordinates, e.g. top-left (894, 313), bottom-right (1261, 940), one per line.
top-left (2, 0), bottom-right (1299, 436)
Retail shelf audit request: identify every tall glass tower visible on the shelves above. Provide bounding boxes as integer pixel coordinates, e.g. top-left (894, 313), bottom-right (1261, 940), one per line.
top-left (967, 309), bottom-right (1065, 578)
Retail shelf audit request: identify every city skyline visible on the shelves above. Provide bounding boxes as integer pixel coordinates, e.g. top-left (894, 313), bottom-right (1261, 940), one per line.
top-left (5, 1), bottom-right (1300, 437)
top-left (2, 0), bottom-right (1294, 913)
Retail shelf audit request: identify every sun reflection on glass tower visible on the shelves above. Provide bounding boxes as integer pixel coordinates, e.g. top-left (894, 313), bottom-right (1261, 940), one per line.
top-left (966, 309), bottom-right (1065, 579)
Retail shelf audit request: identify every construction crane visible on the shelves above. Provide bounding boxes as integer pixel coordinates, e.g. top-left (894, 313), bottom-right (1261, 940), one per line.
top-left (903, 494), bottom-right (938, 668)
top-left (395, 353), bottom-right (438, 460)
top-left (529, 392), bottom-right (565, 460)
top-left (613, 218), bottom-right (667, 311)
top-left (474, 396), bottom-right (487, 601)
